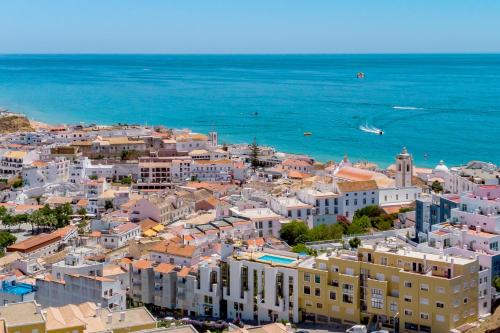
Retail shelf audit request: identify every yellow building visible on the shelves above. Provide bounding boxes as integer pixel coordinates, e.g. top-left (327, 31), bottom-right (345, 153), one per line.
top-left (298, 242), bottom-right (479, 333)
top-left (0, 301), bottom-right (157, 333)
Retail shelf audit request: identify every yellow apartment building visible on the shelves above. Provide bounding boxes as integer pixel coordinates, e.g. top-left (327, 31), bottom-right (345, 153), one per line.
top-left (298, 242), bottom-right (479, 333)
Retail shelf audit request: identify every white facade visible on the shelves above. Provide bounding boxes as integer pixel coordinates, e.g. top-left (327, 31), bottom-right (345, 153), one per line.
top-left (36, 273), bottom-right (125, 310)
top-left (395, 147), bottom-right (413, 188)
top-left (269, 196), bottom-right (313, 221)
top-left (223, 253), bottom-right (299, 323)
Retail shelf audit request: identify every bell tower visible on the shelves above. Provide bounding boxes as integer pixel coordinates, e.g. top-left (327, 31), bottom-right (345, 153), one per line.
top-left (395, 147), bottom-right (413, 187)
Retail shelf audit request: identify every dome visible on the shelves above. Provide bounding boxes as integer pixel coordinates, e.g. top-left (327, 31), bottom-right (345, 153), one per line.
top-left (434, 160), bottom-right (449, 173)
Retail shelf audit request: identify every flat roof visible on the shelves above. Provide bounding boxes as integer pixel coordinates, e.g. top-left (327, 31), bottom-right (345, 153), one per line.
top-left (0, 301), bottom-right (45, 327)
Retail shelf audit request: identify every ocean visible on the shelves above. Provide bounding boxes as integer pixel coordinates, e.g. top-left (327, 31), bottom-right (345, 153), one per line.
top-left (0, 54), bottom-right (499, 167)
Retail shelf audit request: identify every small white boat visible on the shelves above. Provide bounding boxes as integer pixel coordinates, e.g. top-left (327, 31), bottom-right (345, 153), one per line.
top-left (359, 122), bottom-right (384, 135)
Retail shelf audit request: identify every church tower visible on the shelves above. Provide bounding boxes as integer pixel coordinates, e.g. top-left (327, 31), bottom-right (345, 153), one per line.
top-left (208, 131), bottom-right (218, 147)
top-left (395, 147), bottom-right (413, 187)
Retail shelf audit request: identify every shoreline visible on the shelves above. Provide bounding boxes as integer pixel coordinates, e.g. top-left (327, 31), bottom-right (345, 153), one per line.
top-left (0, 108), bottom-right (475, 170)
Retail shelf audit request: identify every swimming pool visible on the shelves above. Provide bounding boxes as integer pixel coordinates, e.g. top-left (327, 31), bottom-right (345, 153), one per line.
top-left (3, 283), bottom-right (36, 296)
top-left (259, 254), bottom-right (296, 265)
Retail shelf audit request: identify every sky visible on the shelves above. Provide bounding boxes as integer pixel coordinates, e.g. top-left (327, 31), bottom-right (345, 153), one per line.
top-left (1, 0), bottom-right (499, 54)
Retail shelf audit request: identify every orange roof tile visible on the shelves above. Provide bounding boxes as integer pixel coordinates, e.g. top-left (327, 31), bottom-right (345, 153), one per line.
top-left (154, 263), bottom-right (176, 274)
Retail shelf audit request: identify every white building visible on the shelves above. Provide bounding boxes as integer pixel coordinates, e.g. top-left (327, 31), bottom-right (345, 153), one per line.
top-left (222, 250), bottom-right (300, 323)
top-left (230, 207), bottom-right (282, 238)
top-left (334, 180), bottom-right (379, 220)
top-left (36, 273), bottom-right (125, 310)
top-left (269, 196), bottom-right (313, 222)
top-left (0, 150), bottom-right (39, 180)
top-left (100, 222), bottom-right (141, 249)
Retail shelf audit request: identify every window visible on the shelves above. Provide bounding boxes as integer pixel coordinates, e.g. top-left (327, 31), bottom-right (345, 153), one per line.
top-left (303, 286), bottom-right (310, 295)
top-left (420, 313), bottom-right (429, 320)
top-left (404, 309), bottom-right (412, 316)
top-left (371, 288), bottom-right (382, 296)
top-left (404, 295), bottom-right (412, 303)
top-left (316, 303), bottom-right (323, 309)
top-left (329, 291), bottom-right (336, 300)
top-left (436, 314), bottom-right (445, 322)
top-left (345, 199), bottom-right (349, 206)
top-left (404, 281), bottom-right (412, 288)
top-left (420, 284), bottom-right (429, 291)
top-left (315, 274), bottom-right (321, 283)
top-left (463, 297), bottom-right (468, 304)
top-left (420, 298), bottom-right (429, 305)
top-left (315, 288), bottom-right (321, 297)
top-left (342, 294), bottom-right (353, 304)
top-left (390, 302), bottom-right (398, 312)
top-left (371, 299), bottom-right (383, 309)
top-left (381, 257), bottom-right (388, 266)
top-left (304, 273), bottom-right (310, 282)
top-left (436, 302), bottom-right (444, 308)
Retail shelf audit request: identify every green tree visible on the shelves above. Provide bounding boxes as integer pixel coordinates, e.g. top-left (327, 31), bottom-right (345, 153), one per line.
top-left (249, 137), bottom-right (260, 170)
top-left (349, 237), bottom-right (361, 248)
top-left (104, 200), bottom-right (114, 210)
top-left (28, 210), bottom-right (57, 232)
top-left (279, 220), bottom-right (309, 246)
top-left (0, 231), bottom-right (17, 248)
top-left (54, 203), bottom-right (73, 228)
top-left (11, 178), bottom-right (23, 188)
top-left (354, 205), bottom-right (384, 219)
top-left (346, 215), bottom-right (371, 235)
top-left (76, 208), bottom-right (89, 234)
top-left (120, 176), bottom-right (133, 185)
top-left (431, 180), bottom-right (443, 193)
top-left (494, 276), bottom-right (500, 292)
top-left (0, 206), bottom-right (7, 221)
top-left (292, 243), bottom-right (317, 256)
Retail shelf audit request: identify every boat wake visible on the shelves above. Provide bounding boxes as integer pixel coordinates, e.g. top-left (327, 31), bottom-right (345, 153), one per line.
top-left (359, 123), bottom-right (384, 135)
top-left (392, 106), bottom-right (423, 110)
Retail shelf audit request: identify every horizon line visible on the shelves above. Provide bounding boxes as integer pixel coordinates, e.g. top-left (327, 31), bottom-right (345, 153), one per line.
top-left (1, 51), bottom-right (500, 56)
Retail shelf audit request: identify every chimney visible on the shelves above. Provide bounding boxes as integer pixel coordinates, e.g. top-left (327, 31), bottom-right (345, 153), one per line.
top-left (95, 303), bottom-right (102, 317)
top-left (35, 302), bottom-right (42, 314)
top-left (476, 226), bottom-right (481, 234)
top-left (120, 312), bottom-right (125, 321)
top-left (107, 313), bottom-right (113, 324)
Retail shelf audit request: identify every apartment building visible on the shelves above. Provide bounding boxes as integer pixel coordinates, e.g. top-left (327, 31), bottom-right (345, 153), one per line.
top-left (137, 160), bottom-right (172, 191)
top-left (36, 273), bottom-right (126, 310)
top-left (334, 180), bottom-right (379, 220)
top-left (298, 242), bottom-right (479, 333)
top-left (191, 159), bottom-right (232, 182)
top-left (269, 196), bottom-right (313, 222)
top-left (230, 207), bottom-right (282, 237)
top-left (128, 192), bottom-right (194, 225)
top-left (100, 222), bottom-right (141, 249)
top-left (0, 150), bottom-right (39, 180)
top-left (222, 250), bottom-right (299, 323)
top-left (297, 188), bottom-right (339, 227)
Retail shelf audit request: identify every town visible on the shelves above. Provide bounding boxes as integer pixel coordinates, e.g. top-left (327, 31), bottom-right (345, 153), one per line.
top-left (0, 112), bottom-right (499, 333)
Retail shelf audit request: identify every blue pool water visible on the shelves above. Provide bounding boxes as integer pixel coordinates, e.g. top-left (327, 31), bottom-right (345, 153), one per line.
top-left (259, 254), bottom-right (296, 264)
top-left (3, 282), bottom-right (35, 295)
top-left (0, 54), bottom-right (499, 167)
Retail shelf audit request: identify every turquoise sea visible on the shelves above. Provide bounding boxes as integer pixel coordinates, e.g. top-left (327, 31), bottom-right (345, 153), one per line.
top-left (0, 54), bottom-right (499, 167)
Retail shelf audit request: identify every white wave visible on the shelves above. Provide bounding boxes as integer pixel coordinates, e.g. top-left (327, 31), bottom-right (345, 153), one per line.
top-left (392, 106), bottom-right (423, 110)
top-left (359, 123), bottom-right (384, 135)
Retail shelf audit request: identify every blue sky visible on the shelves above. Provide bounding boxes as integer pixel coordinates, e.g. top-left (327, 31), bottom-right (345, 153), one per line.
top-left (1, 0), bottom-right (499, 54)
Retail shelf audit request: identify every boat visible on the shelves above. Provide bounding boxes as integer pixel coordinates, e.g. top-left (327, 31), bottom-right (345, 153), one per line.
top-left (357, 72), bottom-right (365, 79)
top-left (303, 132), bottom-right (313, 136)
top-left (359, 122), bottom-right (384, 135)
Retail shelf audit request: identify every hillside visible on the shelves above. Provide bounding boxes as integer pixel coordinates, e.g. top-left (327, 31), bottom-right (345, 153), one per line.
top-left (0, 115), bottom-right (35, 133)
